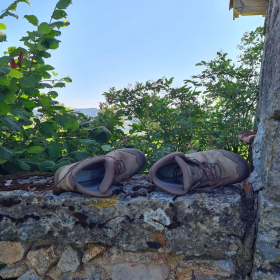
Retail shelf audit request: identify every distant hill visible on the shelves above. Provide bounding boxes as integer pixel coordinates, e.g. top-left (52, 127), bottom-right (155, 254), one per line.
top-left (73, 108), bottom-right (98, 117)
top-left (33, 108), bottom-right (99, 117)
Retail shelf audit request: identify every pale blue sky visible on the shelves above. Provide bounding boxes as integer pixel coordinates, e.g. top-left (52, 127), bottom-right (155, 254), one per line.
top-left (1, 0), bottom-right (264, 108)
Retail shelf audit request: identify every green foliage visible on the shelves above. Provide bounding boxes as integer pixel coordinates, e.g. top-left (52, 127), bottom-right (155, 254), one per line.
top-left (102, 27), bottom-right (264, 168)
top-left (0, 0), bottom-right (117, 175)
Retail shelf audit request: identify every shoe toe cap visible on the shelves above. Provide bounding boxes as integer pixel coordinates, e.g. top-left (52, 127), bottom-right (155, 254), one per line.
top-left (220, 150), bottom-right (250, 183)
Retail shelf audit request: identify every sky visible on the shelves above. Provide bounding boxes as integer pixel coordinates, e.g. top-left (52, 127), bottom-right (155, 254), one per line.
top-left (1, 0), bottom-right (264, 109)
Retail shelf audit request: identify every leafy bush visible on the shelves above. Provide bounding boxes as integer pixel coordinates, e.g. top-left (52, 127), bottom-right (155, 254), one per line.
top-left (102, 27), bottom-right (264, 168)
top-left (0, 0), bottom-right (120, 175)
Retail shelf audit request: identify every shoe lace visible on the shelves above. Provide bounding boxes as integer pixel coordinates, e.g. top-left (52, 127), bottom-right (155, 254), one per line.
top-left (173, 159), bottom-right (231, 193)
top-left (190, 160), bottom-right (231, 193)
top-left (28, 155), bottom-right (124, 194)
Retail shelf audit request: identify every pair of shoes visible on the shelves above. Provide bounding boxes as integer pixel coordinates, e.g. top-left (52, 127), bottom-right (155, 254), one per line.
top-left (54, 149), bottom-right (250, 197)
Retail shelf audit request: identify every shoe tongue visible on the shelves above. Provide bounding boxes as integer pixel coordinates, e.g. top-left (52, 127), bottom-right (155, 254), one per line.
top-left (174, 156), bottom-right (195, 192)
top-left (175, 156), bottom-right (203, 191)
top-left (99, 158), bottom-right (115, 194)
top-left (186, 161), bottom-right (204, 185)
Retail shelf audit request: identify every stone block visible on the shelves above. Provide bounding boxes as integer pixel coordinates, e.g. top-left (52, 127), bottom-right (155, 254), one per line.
top-left (0, 241), bottom-right (29, 264)
top-left (27, 245), bottom-right (62, 275)
top-left (46, 266), bottom-right (63, 280)
top-left (111, 263), bottom-right (170, 280)
top-left (177, 260), bottom-right (235, 279)
top-left (82, 244), bottom-right (106, 263)
top-left (18, 268), bottom-right (43, 280)
top-left (0, 179), bottom-right (245, 261)
top-left (0, 263), bottom-right (28, 279)
top-left (72, 263), bottom-right (104, 280)
top-left (57, 246), bottom-right (80, 273)
top-left (123, 252), bottom-right (169, 264)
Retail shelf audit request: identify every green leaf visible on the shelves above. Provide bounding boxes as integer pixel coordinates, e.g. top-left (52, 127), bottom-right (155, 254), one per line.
top-left (26, 146), bottom-right (44, 154)
top-left (50, 21), bottom-right (70, 29)
top-left (56, 0), bottom-right (72, 9)
top-left (72, 151), bottom-right (90, 161)
top-left (0, 11), bottom-right (18, 20)
top-left (37, 64), bottom-right (55, 71)
top-left (24, 15), bottom-right (38, 26)
top-left (0, 116), bottom-right (22, 131)
top-left (80, 139), bottom-right (97, 146)
top-left (37, 41), bottom-right (47, 51)
top-left (53, 82), bottom-right (65, 88)
top-left (19, 75), bottom-right (41, 87)
top-left (0, 77), bottom-right (10, 86)
top-left (54, 114), bottom-right (68, 127)
top-left (101, 145), bottom-right (111, 152)
top-left (10, 108), bottom-right (32, 122)
top-left (0, 31), bottom-right (7, 42)
top-left (0, 23), bottom-right (6, 30)
top-left (39, 83), bottom-right (53, 88)
top-left (48, 91), bottom-right (58, 98)
top-left (44, 30), bottom-right (56, 39)
top-left (64, 77), bottom-right (72, 83)
top-left (52, 160), bottom-right (71, 172)
top-left (39, 160), bottom-right (55, 171)
top-left (52, 10), bottom-right (67, 20)
top-left (5, 92), bottom-right (16, 104)
top-left (0, 158), bottom-right (7, 164)
top-left (40, 122), bottom-right (54, 134)
top-left (0, 147), bottom-right (13, 161)
top-left (0, 92), bottom-right (5, 102)
top-left (0, 56), bottom-right (11, 64)
top-left (0, 103), bottom-right (10, 115)
top-left (38, 95), bottom-right (50, 108)
top-left (42, 38), bottom-right (60, 50)
top-left (48, 143), bottom-right (62, 161)
top-left (63, 117), bottom-right (79, 132)
top-left (9, 68), bottom-right (23, 78)
top-left (21, 99), bottom-right (35, 108)
top-left (27, 31), bottom-right (36, 41)
top-left (18, 160), bottom-right (31, 171)
top-left (38, 22), bottom-right (52, 34)
top-left (0, 66), bottom-right (10, 76)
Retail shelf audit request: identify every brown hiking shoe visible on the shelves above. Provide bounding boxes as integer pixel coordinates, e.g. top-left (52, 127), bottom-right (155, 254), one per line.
top-left (149, 150), bottom-right (250, 195)
top-left (54, 148), bottom-right (146, 197)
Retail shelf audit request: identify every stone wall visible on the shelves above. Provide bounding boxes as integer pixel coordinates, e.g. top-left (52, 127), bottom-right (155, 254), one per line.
top-left (248, 0), bottom-right (280, 279)
top-left (0, 174), bottom-right (255, 280)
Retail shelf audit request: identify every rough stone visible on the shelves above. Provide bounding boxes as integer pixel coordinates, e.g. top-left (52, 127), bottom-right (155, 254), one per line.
top-left (18, 268), bottom-right (43, 280)
top-left (0, 263), bottom-right (28, 278)
top-left (177, 259), bottom-right (235, 279)
top-left (0, 177), bottom-right (244, 260)
top-left (0, 241), bottom-right (29, 264)
top-left (46, 266), bottom-right (63, 280)
top-left (72, 263), bottom-right (104, 280)
top-left (144, 208), bottom-right (171, 231)
top-left (248, 0), bottom-right (280, 278)
top-left (82, 244), bottom-right (106, 263)
top-left (111, 263), bottom-right (170, 280)
top-left (253, 271), bottom-right (280, 280)
top-left (123, 252), bottom-right (169, 264)
top-left (57, 246), bottom-right (80, 273)
top-left (27, 245), bottom-right (62, 275)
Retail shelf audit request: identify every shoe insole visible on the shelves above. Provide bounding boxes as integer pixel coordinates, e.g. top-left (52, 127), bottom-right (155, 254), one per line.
top-left (156, 162), bottom-right (183, 185)
top-left (76, 163), bottom-right (105, 189)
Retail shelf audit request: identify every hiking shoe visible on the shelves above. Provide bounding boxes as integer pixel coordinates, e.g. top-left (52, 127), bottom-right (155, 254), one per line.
top-left (149, 150), bottom-right (250, 195)
top-left (54, 148), bottom-right (146, 197)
